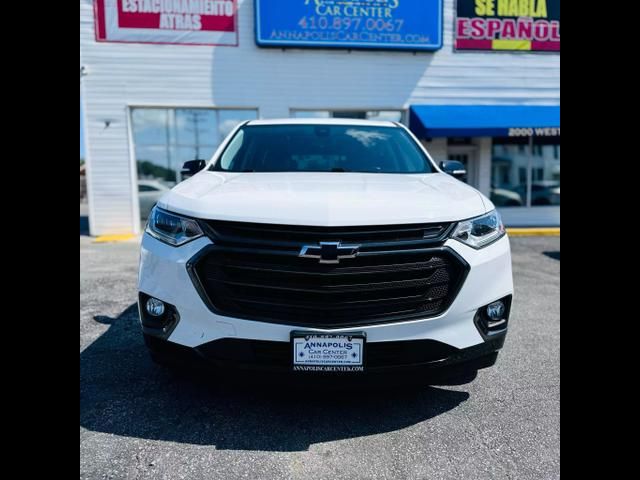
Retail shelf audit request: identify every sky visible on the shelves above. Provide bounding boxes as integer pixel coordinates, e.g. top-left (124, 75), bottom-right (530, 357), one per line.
top-left (80, 98), bottom-right (85, 159)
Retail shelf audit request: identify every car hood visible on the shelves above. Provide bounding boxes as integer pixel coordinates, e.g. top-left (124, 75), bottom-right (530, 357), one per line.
top-left (158, 171), bottom-right (490, 226)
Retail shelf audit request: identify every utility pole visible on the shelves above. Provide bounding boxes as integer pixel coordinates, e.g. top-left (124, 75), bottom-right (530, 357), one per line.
top-left (184, 110), bottom-right (209, 159)
top-left (527, 135), bottom-right (533, 208)
top-left (165, 110), bottom-right (172, 180)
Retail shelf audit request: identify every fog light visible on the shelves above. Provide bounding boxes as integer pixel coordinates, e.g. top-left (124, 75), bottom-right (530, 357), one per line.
top-left (145, 297), bottom-right (165, 317)
top-left (486, 301), bottom-right (505, 321)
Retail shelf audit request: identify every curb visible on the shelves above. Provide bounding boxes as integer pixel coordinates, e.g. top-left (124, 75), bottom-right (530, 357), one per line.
top-left (506, 227), bottom-right (560, 236)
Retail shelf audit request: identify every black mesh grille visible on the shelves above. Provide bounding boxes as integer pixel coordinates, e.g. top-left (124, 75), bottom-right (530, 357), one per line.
top-left (189, 221), bottom-right (468, 328)
top-left (201, 220), bottom-right (451, 248)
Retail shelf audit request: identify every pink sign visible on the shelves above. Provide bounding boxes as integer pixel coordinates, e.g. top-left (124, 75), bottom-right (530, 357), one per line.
top-left (94, 0), bottom-right (238, 46)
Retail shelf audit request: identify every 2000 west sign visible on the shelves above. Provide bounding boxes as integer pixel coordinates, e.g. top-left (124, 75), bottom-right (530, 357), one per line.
top-left (509, 127), bottom-right (560, 137)
top-left (255, 0), bottom-right (443, 51)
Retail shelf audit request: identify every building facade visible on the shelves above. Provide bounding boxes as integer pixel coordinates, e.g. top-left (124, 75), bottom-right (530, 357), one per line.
top-left (80, 0), bottom-right (560, 235)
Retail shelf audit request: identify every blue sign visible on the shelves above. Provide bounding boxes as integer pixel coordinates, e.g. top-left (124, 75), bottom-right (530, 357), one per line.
top-left (255, 0), bottom-right (443, 51)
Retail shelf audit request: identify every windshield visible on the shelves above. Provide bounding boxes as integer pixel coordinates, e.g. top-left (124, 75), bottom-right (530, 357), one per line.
top-left (211, 124), bottom-right (435, 173)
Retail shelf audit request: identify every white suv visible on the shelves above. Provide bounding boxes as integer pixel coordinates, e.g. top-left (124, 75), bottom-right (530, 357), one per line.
top-left (138, 119), bottom-right (513, 383)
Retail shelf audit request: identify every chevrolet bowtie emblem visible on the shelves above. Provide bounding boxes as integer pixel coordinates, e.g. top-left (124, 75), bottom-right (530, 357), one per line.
top-left (299, 241), bottom-right (360, 264)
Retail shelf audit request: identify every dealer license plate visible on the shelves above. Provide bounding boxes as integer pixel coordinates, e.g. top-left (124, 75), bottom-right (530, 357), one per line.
top-left (291, 332), bottom-right (365, 372)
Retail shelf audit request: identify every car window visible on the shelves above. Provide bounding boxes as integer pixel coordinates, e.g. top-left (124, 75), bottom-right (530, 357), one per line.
top-left (139, 185), bottom-right (159, 192)
top-left (211, 124), bottom-right (434, 174)
top-left (220, 129), bottom-right (245, 170)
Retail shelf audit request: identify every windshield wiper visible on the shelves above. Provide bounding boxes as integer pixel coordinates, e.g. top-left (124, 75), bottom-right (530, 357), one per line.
top-left (330, 167), bottom-right (350, 172)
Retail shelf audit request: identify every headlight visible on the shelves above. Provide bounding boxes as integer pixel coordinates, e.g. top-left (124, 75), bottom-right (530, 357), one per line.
top-left (146, 206), bottom-right (203, 246)
top-left (451, 210), bottom-right (505, 249)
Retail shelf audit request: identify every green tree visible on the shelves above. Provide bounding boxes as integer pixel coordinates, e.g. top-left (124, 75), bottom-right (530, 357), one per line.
top-left (137, 160), bottom-right (176, 182)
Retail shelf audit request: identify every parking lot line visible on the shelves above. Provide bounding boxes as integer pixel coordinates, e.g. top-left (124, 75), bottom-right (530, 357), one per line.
top-left (506, 227), bottom-right (560, 236)
top-left (93, 234), bottom-right (137, 243)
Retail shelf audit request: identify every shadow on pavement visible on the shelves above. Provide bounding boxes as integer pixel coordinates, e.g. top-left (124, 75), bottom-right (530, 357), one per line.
top-left (80, 304), bottom-right (470, 451)
top-left (543, 251), bottom-right (560, 261)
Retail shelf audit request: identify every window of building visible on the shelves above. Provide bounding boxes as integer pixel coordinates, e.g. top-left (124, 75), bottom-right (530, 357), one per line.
top-left (291, 109), bottom-right (405, 124)
top-left (490, 138), bottom-right (560, 208)
top-left (534, 168), bottom-right (544, 181)
top-left (447, 137), bottom-right (472, 145)
top-left (519, 167), bottom-right (527, 185)
top-left (131, 107), bottom-right (258, 219)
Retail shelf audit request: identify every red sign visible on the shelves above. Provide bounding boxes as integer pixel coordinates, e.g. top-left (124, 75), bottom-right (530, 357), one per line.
top-left (94, 0), bottom-right (238, 46)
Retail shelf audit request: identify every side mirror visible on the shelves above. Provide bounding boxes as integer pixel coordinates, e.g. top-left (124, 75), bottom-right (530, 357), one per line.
top-left (181, 159), bottom-right (206, 178)
top-left (440, 160), bottom-right (467, 182)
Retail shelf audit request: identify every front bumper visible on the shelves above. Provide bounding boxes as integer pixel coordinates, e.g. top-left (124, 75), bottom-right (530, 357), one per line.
top-left (143, 330), bottom-right (505, 384)
top-left (138, 232), bottom-right (513, 373)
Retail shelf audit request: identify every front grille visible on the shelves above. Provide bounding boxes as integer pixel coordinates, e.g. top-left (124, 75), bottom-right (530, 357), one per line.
top-left (188, 220), bottom-right (468, 328)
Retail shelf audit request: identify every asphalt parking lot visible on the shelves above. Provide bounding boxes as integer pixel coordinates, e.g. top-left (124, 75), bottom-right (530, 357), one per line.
top-left (80, 235), bottom-right (559, 480)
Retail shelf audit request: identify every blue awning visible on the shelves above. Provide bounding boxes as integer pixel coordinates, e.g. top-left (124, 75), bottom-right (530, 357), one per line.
top-left (409, 105), bottom-right (560, 138)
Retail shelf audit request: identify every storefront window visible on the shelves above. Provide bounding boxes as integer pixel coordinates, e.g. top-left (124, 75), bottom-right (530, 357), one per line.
top-left (175, 109), bottom-right (217, 146)
top-left (131, 107), bottom-right (257, 219)
top-left (219, 109), bottom-right (259, 139)
top-left (292, 109), bottom-right (404, 123)
top-left (491, 140), bottom-right (560, 208)
top-left (365, 110), bottom-right (404, 122)
top-left (132, 109), bottom-right (172, 145)
top-left (292, 110), bottom-right (330, 118)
